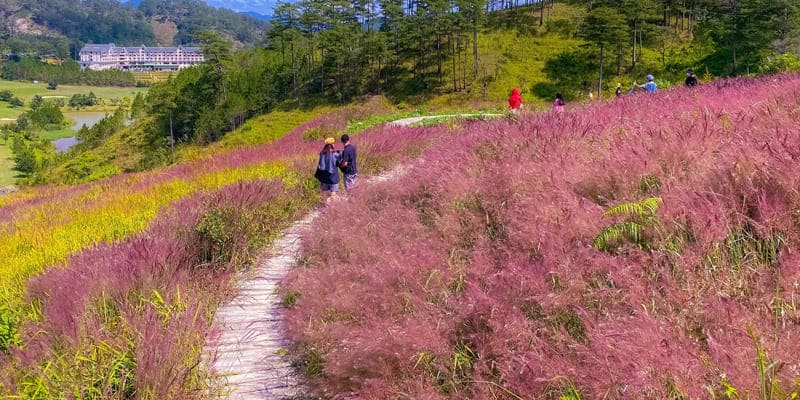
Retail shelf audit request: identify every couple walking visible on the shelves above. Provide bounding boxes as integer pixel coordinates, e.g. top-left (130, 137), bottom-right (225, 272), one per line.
top-left (315, 134), bottom-right (357, 203)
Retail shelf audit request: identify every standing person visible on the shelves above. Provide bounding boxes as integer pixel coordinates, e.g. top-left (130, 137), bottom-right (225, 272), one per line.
top-left (615, 83), bottom-right (623, 98)
top-left (315, 137), bottom-right (341, 204)
top-left (685, 69), bottom-right (699, 87)
top-left (553, 93), bottom-right (565, 113)
top-left (339, 134), bottom-right (357, 194)
top-left (508, 87), bottom-right (523, 111)
top-left (638, 74), bottom-right (658, 93)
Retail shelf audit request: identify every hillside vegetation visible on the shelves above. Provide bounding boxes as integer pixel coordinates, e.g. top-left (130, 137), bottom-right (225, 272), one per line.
top-left (0, 98), bottom-right (440, 397)
top-left (8, 0), bottom-right (800, 188)
top-left (0, 0), bottom-right (267, 55)
top-left (1, 0), bottom-right (800, 397)
top-left (282, 75), bottom-right (800, 398)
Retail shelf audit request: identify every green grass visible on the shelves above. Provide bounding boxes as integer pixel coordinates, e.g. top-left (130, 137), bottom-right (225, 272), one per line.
top-left (38, 128), bottom-right (75, 141)
top-left (409, 113), bottom-right (505, 127)
top-left (0, 80), bottom-right (147, 103)
top-left (177, 107), bottom-right (331, 162)
top-left (0, 142), bottom-right (17, 186)
top-left (0, 80), bottom-right (147, 124)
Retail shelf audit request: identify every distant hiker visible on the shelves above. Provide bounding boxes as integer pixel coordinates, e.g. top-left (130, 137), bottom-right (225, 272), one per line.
top-left (638, 75), bottom-right (657, 93)
top-left (339, 134), bottom-right (357, 194)
top-left (685, 69), bottom-right (699, 87)
top-left (508, 87), bottom-right (523, 111)
top-left (615, 83), bottom-right (623, 98)
top-left (315, 137), bottom-right (341, 204)
top-left (588, 91), bottom-right (594, 101)
top-left (553, 93), bottom-right (565, 113)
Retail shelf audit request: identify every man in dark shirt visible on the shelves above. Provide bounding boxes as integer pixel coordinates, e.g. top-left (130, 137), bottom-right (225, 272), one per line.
top-left (339, 134), bottom-right (357, 193)
top-left (685, 69), bottom-right (699, 87)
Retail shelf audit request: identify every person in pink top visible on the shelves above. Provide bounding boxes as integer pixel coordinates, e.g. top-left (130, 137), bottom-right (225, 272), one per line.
top-left (553, 93), bottom-right (565, 113)
top-left (508, 87), bottom-right (523, 111)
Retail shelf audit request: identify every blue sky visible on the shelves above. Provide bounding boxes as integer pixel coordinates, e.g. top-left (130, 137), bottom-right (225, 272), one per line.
top-left (204, 0), bottom-right (278, 15)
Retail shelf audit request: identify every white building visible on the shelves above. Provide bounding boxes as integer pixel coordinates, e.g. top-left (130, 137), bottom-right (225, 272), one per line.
top-left (79, 44), bottom-right (204, 71)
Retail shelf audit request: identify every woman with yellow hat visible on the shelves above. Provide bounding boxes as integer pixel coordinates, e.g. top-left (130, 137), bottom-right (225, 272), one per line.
top-left (314, 137), bottom-right (341, 204)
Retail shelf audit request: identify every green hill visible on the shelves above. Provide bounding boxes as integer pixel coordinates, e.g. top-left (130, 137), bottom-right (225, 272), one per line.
top-left (0, 0), bottom-right (268, 56)
top-left (9, 0), bottom-right (800, 188)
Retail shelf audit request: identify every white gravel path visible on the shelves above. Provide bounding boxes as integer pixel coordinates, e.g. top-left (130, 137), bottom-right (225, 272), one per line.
top-left (204, 113), bottom-right (497, 398)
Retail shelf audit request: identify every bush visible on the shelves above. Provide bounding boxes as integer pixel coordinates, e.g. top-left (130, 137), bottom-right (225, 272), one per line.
top-left (758, 52), bottom-right (800, 74)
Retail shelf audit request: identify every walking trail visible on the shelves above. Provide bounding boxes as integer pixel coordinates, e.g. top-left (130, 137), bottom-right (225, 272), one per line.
top-left (205, 211), bottom-right (315, 399)
top-left (204, 113), bottom-right (496, 399)
top-left (388, 113), bottom-right (502, 127)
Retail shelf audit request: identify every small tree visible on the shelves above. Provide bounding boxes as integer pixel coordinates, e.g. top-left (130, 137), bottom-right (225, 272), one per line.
top-left (47, 81), bottom-right (58, 90)
top-left (11, 136), bottom-right (36, 174)
top-left (9, 97), bottom-right (24, 108)
top-left (579, 7), bottom-right (629, 99)
top-left (30, 95), bottom-right (43, 110)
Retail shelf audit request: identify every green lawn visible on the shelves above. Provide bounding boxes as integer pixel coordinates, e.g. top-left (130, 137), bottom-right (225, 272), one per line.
top-left (0, 143), bottom-right (17, 187)
top-left (0, 80), bottom-right (147, 103)
top-left (39, 128), bottom-right (75, 141)
top-left (0, 80), bottom-right (147, 123)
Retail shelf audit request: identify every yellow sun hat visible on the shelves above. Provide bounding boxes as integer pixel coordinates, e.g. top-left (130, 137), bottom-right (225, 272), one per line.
top-left (324, 137), bottom-right (335, 144)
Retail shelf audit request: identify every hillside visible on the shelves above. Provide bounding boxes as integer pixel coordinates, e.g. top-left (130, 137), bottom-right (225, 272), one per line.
top-left (2, 73), bottom-right (800, 398)
top-left (12, 0), bottom-right (800, 190)
top-left (0, 0), bottom-right (268, 53)
top-left (0, 97), bottom-right (418, 397)
top-left (282, 75), bottom-right (800, 398)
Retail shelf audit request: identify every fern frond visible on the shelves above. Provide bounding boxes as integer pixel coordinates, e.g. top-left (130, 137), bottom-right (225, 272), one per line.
top-left (604, 202), bottom-right (643, 218)
top-left (593, 221), bottom-right (644, 252)
top-left (639, 197), bottom-right (663, 215)
top-left (603, 197), bottom-right (662, 218)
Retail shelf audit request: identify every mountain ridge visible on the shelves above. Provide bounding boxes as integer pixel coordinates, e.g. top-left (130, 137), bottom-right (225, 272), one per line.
top-left (1, 0), bottom-right (268, 53)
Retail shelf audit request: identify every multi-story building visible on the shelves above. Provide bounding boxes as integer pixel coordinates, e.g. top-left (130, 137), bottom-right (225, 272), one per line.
top-left (79, 44), bottom-right (204, 71)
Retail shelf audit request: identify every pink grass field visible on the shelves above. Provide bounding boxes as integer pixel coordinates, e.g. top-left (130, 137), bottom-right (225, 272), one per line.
top-left (284, 75), bottom-right (800, 399)
top-left (0, 99), bottom-right (444, 397)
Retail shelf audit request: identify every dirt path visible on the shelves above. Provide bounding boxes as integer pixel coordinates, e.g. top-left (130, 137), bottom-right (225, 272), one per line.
top-left (387, 113), bottom-right (502, 127)
top-left (205, 212), bottom-right (316, 399)
top-left (204, 113), bottom-right (495, 398)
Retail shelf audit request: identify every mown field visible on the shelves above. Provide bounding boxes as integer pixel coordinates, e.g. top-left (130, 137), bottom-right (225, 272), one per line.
top-left (0, 80), bottom-right (147, 119)
top-left (0, 80), bottom-right (146, 102)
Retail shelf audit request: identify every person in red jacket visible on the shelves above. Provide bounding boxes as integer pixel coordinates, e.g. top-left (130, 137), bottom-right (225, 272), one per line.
top-left (508, 87), bottom-right (523, 111)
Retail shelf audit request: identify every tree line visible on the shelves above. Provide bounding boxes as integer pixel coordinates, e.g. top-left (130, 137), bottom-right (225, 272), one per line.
top-left (143, 0), bottom-right (799, 147)
top-left (15, 0), bottom-right (799, 186)
top-left (0, 0), bottom-right (268, 60)
top-left (1, 58), bottom-right (137, 87)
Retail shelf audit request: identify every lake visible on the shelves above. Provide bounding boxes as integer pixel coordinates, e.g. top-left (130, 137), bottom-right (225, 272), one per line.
top-left (65, 111), bottom-right (110, 131)
top-left (54, 112), bottom-right (112, 153)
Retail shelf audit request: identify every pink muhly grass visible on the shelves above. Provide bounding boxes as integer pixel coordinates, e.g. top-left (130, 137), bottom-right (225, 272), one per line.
top-left (283, 74), bottom-right (800, 399)
top-left (2, 179), bottom-right (307, 397)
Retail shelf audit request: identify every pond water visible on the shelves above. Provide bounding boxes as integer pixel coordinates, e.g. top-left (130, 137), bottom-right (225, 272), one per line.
top-left (65, 112), bottom-right (110, 131)
top-left (53, 112), bottom-right (113, 153)
top-left (53, 137), bottom-right (81, 153)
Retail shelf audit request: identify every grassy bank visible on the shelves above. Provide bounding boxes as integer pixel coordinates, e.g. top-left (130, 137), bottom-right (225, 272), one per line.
top-left (0, 142), bottom-right (15, 186)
